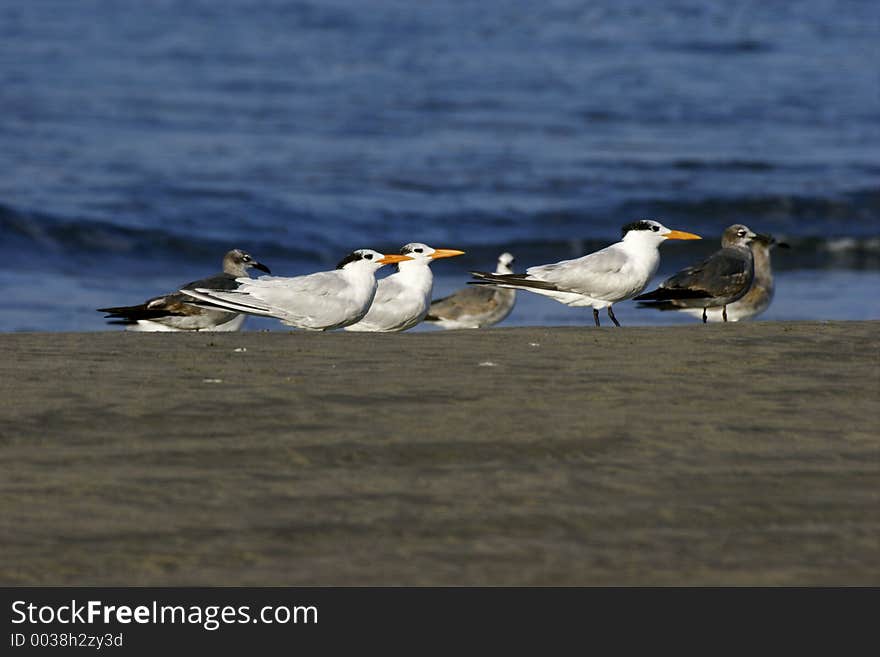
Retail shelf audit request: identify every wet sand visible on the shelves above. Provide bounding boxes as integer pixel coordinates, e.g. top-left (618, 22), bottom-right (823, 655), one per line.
top-left (1, 321), bottom-right (878, 585)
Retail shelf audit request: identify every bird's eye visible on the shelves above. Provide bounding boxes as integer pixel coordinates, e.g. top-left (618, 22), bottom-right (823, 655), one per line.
top-left (651, 225), bottom-right (660, 232)
top-left (738, 230), bottom-right (746, 237)
top-left (364, 253), bottom-right (373, 260)
top-left (414, 248), bottom-right (423, 253)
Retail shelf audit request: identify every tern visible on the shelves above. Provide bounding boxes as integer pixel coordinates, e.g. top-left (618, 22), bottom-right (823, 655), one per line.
top-left (180, 249), bottom-right (412, 331)
top-left (634, 224), bottom-right (760, 322)
top-left (97, 249), bottom-right (271, 332)
top-left (424, 252), bottom-right (517, 329)
top-left (637, 233), bottom-right (788, 322)
top-left (469, 221), bottom-right (701, 326)
top-left (344, 243), bottom-right (465, 332)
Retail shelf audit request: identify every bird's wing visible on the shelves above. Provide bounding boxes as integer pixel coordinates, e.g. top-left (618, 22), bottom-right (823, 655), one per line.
top-left (138, 272), bottom-right (239, 311)
top-left (100, 293), bottom-right (208, 320)
top-left (99, 271), bottom-right (235, 318)
top-left (526, 245), bottom-right (630, 298)
top-left (187, 270), bottom-right (362, 325)
top-left (661, 248), bottom-right (751, 297)
top-left (180, 271), bottom-right (239, 292)
top-left (145, 293), bottom-right (210, 316)
top-left (146, 273), bottom-right (237, 314)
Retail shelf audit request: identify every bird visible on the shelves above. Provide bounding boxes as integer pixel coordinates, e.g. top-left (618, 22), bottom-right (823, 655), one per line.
top-left (469, 220), bottom-right (701, 327)
top-left (634, 224), bottom-right (761, 323)
top-left (424, 252), bottom-right (517, 329)
top-left (179, 249), bottom-right (413, 331)
top-left (97, 249), bottom-right (271, 332)
top-left (343, 243), bottom-right (465, 332)
top-left (637, 232), bottom-right (788, 322)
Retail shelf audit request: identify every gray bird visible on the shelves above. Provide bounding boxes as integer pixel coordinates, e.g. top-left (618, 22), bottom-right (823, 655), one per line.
top-left (424, 252), bottom-right (517, 329)
top-left (98, 249), bottom-right (270, 331)
top-left (634, 224), bottom-right (759, 323)
top-left (638, 233), bottom-right (788, 322)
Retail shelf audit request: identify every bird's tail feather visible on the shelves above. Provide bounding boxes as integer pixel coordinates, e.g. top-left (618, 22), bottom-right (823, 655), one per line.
top-left (179, 289), bottom-right (275, 316)
top-left (97, 305), bottom-right (177, 321)
top-left (469, 271), bottom-right (558, 292)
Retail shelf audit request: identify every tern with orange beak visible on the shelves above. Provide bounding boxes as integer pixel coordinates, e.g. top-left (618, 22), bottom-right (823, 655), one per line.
top-left (469, 220), bottom-right (701, 326)
top-left (180, 249), bottom-right (412, 331)
top-left (345, 243), bottom-right (465, 332)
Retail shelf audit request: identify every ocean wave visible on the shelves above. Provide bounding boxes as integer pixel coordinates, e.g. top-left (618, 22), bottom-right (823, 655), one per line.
top-left (0, 203), bottom-right (317, 268)
top-left (4, 187), bottom-right (879, 275)
top-left (657, 39), bottom-right (772, 54)
top-left (619, 189), bottom-right (880, 235)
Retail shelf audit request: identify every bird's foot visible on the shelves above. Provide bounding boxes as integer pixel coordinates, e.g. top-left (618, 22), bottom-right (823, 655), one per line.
top-left (607, 306), bottom-right (621, 327)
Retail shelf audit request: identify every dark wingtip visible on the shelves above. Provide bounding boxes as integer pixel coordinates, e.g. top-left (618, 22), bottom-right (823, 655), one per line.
top-left (636, 301), bottom-right (677, 311)
top-left (635, 287), bottom-right (711, 301)
top-left (633, 287), bottom-right (712, 301)
top-left (633, 290), bottom-right (661, 301)
top-left (97, 306), bottom-right (132, 317)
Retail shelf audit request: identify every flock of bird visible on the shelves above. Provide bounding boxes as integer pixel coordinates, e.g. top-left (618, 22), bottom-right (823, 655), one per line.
top-left (98, 221), bottom-right (786, 332)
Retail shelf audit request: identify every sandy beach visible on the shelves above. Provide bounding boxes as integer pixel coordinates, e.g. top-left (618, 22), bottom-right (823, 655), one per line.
top-left (1, 321), bottom-right (878, 585)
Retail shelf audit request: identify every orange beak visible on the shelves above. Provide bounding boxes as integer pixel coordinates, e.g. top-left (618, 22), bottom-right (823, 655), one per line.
top-left (429, 249), bottom-right (465, 259)
top-left (378, 254), bottom-right (414, 264)
top-left (665, 230), bottom-right (702, 240)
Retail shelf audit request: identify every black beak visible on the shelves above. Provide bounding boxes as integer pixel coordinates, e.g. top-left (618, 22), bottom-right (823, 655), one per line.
top-left (253, 262), bottom-right (271, 274)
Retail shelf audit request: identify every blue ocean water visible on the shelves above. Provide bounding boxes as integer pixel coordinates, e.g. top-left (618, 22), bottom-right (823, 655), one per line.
top-left (1, 0), bottom-right (878, 331)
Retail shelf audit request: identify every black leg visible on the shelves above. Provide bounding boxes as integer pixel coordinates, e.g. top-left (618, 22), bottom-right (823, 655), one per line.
top-left (722, 305), bottom-right (728, 322)
top-left (593, 308), bottom-right (601, 327)
top-left (702, 307), bottom-right (707, 323)
top-left (607, 306), bottom-right (621, 327)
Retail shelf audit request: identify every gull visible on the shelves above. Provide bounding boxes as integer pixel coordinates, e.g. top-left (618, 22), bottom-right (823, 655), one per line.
top-left (180, 249), bottom-right (412, 331)
top-left (424, 252), bottom-right (517, 329)
top-left (344, 243), bottom-right (465, 332)
top-left (469, 220), bottom-right (701, 326)
top-left (97, 249), bottom-right (270, 332)
top-left (637, 233), bottom-right (788, 322)
top-left (634, 224), bottom-right (760, 322)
